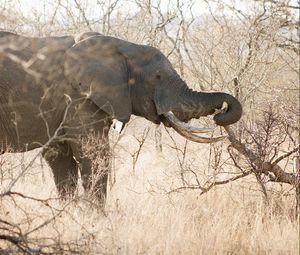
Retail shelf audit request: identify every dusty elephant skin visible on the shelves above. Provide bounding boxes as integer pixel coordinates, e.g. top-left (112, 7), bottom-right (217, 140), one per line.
top-left (0, 31), bottom-right (242, 203)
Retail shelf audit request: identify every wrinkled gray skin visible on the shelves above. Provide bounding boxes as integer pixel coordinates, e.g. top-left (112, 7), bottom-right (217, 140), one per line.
top-left (0, 31), bottom-right (242, 203)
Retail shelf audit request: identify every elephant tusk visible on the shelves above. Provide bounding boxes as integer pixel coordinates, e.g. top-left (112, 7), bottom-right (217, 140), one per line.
top-left (214, 101), bottom-right (228, 115)
top-left (112, 119), bottom-right (125, 134)
top-left (170, 123), bottom-right (228, 143)
top-left (163, 111), bottom-right (227, 143)
top-left (163, 111), bottom-right (215, 133)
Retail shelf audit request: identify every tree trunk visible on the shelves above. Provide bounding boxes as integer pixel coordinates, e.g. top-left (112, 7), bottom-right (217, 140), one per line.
top-left (294, 155), bottom-right (300, 219)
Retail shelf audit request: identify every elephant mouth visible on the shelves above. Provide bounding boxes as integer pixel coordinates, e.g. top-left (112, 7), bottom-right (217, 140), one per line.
top-left (162, 102), bottom-right (229, 143)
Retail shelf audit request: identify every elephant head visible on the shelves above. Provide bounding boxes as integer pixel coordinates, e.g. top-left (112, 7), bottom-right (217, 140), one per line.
top-left (64, 35), bottom-right (242, 143)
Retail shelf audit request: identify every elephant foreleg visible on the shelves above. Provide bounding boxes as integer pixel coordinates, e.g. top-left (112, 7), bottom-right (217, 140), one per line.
top-left (79, 156), bottom-right (109, 203)
top-left (63, 102), bottom-right (112, 204)
top-left (42, 142), bottom-right (78, 198)
top-left (70, 136), bottom-right (110, 204)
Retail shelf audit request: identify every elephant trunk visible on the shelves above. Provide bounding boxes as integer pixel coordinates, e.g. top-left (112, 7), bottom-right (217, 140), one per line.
top-left (190, 91), bottom-right (243, 126)
top-left (160, 85), bottom-right (242, 144)
top-left (155, 76), bottom-right (242, 143)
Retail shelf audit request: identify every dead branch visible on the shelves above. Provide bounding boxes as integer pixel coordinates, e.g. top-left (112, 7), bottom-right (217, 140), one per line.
top-left (225, 126), bottom-right (299, 186)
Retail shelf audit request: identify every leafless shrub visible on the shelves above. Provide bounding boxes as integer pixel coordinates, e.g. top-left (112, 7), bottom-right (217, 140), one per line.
top-left (148, 0), bottom-right (299, 217)
top-left (79, 132), bottom-right (111, 202)
top-left (0, 0), bottom-right (299, 253)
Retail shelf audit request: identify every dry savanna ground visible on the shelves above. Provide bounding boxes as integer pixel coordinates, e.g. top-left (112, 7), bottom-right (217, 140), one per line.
top-left (0, 0), bottom-right (299, 254)
top-left (0, 118), bottom-right (298, 254)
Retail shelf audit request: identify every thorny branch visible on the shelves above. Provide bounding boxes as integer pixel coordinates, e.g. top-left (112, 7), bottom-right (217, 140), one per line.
top-left (225, 126), bottom-right (300, 186)
top-left (0, 192), bottom-right (92, 254)
top-left (168, 170), bottom-right (252, 195)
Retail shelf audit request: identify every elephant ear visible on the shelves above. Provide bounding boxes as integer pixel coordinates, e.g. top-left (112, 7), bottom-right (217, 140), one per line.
top-left (64, 36), bottom-right (132, 123)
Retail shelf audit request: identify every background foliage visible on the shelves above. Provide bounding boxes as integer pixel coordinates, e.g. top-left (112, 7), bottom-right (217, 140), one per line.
top-left (0, 0), bottom-right (299, 254)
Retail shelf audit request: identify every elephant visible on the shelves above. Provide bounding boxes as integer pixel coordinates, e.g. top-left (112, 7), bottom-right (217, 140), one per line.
top-left (0, 31), bottom-right (242, 203)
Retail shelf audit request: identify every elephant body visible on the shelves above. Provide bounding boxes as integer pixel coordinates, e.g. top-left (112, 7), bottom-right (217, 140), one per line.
top-left (0, 33), bottom-right (74, 151)
top-left (0, 31), bottom-right (242, 203)
top-left (0, 32), bottom-right (111, 200)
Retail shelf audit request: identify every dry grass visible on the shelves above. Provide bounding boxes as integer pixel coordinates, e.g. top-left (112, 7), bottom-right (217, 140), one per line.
top-left (0, 1), bottom-right (298, 253)
top-left (0, 119), bottom-right (298, 254)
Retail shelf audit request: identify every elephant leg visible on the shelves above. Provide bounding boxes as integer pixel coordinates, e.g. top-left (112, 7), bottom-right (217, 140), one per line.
top-left (42, 142), bottom-right (78, 198)
top-left (80, 156), bottom-right (109, 203)
top-left (63, 100), bottom-right (112, 203)
top-left (70, 134), bottom-right (110, 204)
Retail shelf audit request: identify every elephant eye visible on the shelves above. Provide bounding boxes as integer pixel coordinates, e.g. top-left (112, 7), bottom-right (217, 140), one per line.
top-left (155, 74), bottom-right (161, 80)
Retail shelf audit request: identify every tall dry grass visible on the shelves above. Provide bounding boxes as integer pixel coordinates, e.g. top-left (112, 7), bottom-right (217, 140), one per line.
top-left (0, 118), bottom-right (298, 254)
top-left (0, 1), bottom-right (299, 253)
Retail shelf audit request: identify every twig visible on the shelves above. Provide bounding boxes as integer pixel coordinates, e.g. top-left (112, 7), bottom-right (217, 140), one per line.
top-left (224, 126), bottom-right (299, 185)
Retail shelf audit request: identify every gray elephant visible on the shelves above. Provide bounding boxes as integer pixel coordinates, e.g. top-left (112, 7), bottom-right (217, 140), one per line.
top-left (0, 31), bottom-right (242, 203)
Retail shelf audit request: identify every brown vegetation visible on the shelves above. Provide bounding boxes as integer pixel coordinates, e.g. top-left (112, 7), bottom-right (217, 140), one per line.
top-left (0, 0), bottom-right (299, 254)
